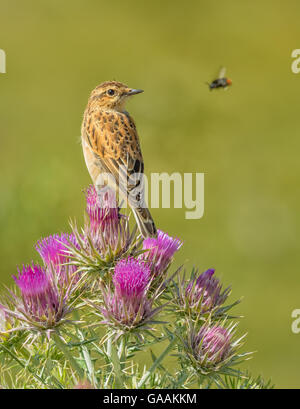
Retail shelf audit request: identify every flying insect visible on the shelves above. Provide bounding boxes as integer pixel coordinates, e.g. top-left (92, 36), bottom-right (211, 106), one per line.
top-left (208, 67), bottom-right (232, 90)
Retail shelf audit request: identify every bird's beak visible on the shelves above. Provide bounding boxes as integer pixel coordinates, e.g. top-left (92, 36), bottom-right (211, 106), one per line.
top-left (125, 88), bottom-right (144, 96)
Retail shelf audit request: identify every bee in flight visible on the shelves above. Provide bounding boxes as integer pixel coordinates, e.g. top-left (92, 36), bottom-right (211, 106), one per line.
top-left (207, 67), bottom-right (232, 90)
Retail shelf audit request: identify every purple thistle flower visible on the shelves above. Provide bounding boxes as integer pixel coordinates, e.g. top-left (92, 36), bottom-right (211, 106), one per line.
top-left (140, 229), bottom-right (182, 276)
top-left (36, 233), bottom-right (79, 285)
top-left (13, 264), bottom-right (59, 321)
top-left (9, 263), bottom-right (73, 330)
top-left (113, 257), bottom-right (150, 299)
top-left (36, 233), bottom-right (77, 266)
top-left (83, 185), bottom-right (133, 259)
top-left (100, 258), bottom-right (155, 329)
top-left (193, 325), bottom-right (233, 367)
top-left (85, 184), bottom-right (119, 232)
top-left (185, 269), bottom-right (230, 313)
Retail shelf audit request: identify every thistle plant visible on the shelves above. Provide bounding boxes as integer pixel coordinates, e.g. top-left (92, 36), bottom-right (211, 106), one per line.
top-left (140, 229), bottom-right (183, 278)
top-left (171, 268), bottom-right (239, 322)
top-left (88, 257), bottom-right (164, 337)
top-left (0, 306), bottom-right (11, 343)
top-left (176, 320), bottom-right (248, 383)
top-left (65, 186), bottom-right (140, 283)
top-left (185, 269), bottom-right (230, 312)
top-left (36, 233), bottom-right (80, 286)
top-left (2, 263), bottom-right (77, 337)
top-left (0, 186), bottom-right (272, 389)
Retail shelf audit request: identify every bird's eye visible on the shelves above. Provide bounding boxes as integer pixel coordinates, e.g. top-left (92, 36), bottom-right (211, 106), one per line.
top-left (107, 89), bottom-right (115, 96)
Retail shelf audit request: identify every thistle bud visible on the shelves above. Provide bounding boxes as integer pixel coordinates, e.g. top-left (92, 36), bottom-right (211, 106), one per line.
top-left (185, 269), bottom-right (230, 313)
top-left (193, 325), bottom-right (233, 367)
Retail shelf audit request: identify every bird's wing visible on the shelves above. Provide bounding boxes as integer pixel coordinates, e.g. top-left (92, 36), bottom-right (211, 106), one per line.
top-left (83, 110), bottom-right (145, 205)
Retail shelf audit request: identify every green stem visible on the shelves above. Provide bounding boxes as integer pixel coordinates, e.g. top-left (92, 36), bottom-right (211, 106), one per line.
top-left (137, 336), bottom-right (177, 389)
top-left (118, 335), bottom-right (126, 367)
top-left (52, 332), bottom-right (84, 380)
top-left (73, 311), bottom-right (97, 387)
top-left (107, 335), bottom-right (124, 389)
top-left (78, 330), bottom-right (97, 386)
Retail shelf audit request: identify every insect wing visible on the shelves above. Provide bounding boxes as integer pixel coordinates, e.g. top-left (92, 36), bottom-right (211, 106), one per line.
top-left (218, 66), bottom-right (226, 79)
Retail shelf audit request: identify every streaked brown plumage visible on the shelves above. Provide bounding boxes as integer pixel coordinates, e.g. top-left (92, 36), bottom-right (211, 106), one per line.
top-left (81, 81), bottom-right (157, 238)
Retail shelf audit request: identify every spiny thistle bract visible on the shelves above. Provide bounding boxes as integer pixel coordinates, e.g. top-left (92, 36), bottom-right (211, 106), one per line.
top-left (0, 185), bottom-right (270, 389)
top-left (190, 323), bottom-right (243, 372)
top-left (176, 320), bottom-right (250, 380)
top-left (0, 306), bottom-right (11, 342)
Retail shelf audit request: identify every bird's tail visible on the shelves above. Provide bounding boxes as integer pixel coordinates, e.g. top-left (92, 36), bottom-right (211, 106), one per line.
top-left (132, 206), bottom-right (157, 238)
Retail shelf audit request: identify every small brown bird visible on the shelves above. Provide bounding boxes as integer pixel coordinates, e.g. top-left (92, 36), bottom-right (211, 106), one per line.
top-left (81, 81), bottom-right (157, 238)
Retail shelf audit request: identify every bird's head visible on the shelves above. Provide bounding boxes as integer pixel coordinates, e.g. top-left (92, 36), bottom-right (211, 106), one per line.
top-left (88, 81), bottom-right (143, 111)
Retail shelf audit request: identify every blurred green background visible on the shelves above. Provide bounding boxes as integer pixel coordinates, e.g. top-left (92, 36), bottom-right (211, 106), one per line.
top-left (1, 0), bottom-right (300, 388)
